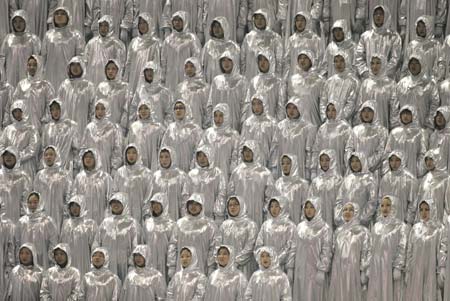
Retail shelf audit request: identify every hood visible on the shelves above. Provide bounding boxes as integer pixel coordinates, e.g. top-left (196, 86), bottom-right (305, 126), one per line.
top-left (318, 148), bottom-right (339, 177)
top-left (331, 19), bottom-right (352, 44)
top-left (67, 194), bottom-right (88, 219)
top-left (132, 244), bottom-right (152, 268)
top-left (250, 94), bottom-right (268, 117)
top-left (399, 105), bottom-right (419, 127)
top-left (194, 144), bottom-right (215, 169)
top-left (284, 97), bottom-right (303, 121)
top-left (148, 192), bottom-right (170, 218)
top-left (215, 245), bottom-right (235, 271)
top-left (267, 196), bottom-right (290, 220)
top-left (415, 15), bottom-right (434, 40)
top-left (302, 197), bottom-right (324, 225)
top-left (184, 57), bottom-right (203, 79)
top-left (407, 53), bottom-right (426, 79)
top-left (295, 49), bottom-right (316, 73)
top-left (255, 246), bottom-right (279, 271)
top-left (240, 139), bottom-right (263, 165)
top-left (28, 54), bottom-right (45, 81)
top-left (10, 99), bottom-right (29, 124)
top-left (212, 103), bottom-right (232, 130)
top-left (417, 199), bottom-right (439, 224)
top-left (98, 15), bottom-right (114, 37)
top-left (325, 100), bottom-right (343, 122)
top-left (24, 191), bottom-right (44, 216)
top-left (93, 99), bottom-right (112, 121)
top-left (280, 153), bottom-right (299, 177)
top-left (435, 106), bottom-right (450, 129)
top-left (90, 247), bottom-right (110, 270)
top-left (109, 192), bottom-right (130, 217)
top-left (19, 243), bottom-right (41, 268)
top-left (139, 60), bottom-right (161, 87)
top-left (293, 11), bottom-right (311, 33)
top-left (124, 143), bottom-right (144, 167)
top-left (333, 51), bottom-right (351, 74)
top-left (41, 145), bottom-right (62, 169)
top-left (424, 148), bottom-right (446, 172)
top-left (368, 53), bottom-right (388, 78)
top-left (67, 56), bottom-right (86, 79)
top-left (387, 150), bottom-right (406, 171)
top-left (209, 16), bottom-right (231, 41)
top-left (253, 9), bottom-right (271, 31)
top-left (1, 146), bottom-right (21, 170)
top-left (256, 49), bottom-right (276, 75)
top-left (377, 195), bottom-right (399, 222)
top-left (104, 59), bottom-right (123, 81)
top-left (226, 195), bottom-right (248, 220)
top-left (52, 243), bottom-right (72, 268)
top-left (358, 100), bottom-right (380, 125)
top-left (80, 148), bottom-right (103, 172)
top-left (180, 246), bottom-right (200, 272)
top-left (347, 151), bottom-right (370, 174)
top-left (52, 7), bottom-right (71, 28)
top-left (341, 202), bottom-right (361, 227)
top-left (137, 12), bottom-right (155, 37)
top-left (11, 9), bottom-right (29, 33)
top-left (158, 145), bottom-right (177, 169)
top-left (186, 193), bottom-right (205, 218)
top-left (48, 98), bottom-right (67, 121)
top-left (219, 50), bottom-right (240, 76)
top-left (371, 5), bottom-right (391, 33)
top-left (137, 99), bottom-right (155, 121)
top-left (172, 98), bottom-right (194, 122)
top-left (172, 11), bottom-right (189, 32)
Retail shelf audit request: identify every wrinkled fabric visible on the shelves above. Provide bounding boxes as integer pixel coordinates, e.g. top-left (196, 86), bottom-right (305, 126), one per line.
top-left (133, 0), bottom-right (166, 38)
top-left (42, 7), bottom-right (85, 90)
top-left (247, 0), bottom-right (283, 33)
top-left (12, 0), bottom-right (54, 39)
top-left (56, 0), bottom-right (96, 37)
top-left (445, 214), bottom-right (450, 301)
top-left (0, 64), bottom-right (14, 129)
top-left (323, 0), bottom-right (367, 41)
top-left (430, 106), bottom-right (450, 171)
top-left (367, 0), bottom-right (402, 33)
top-left (60, 195), bottom-right (98, 277)
top-left (0, 197), bottom-right (15, 295)
top-left (280, 0), bottom-right (324, 37)
top-left (168, 193), bottom-right (218, 274)
top-left (40, 243), bottom-right (82, 300)
top-left (94, 0), bottom-right (133, 37)
top-left (204, 0), bottom-right (247, 42)
top-left (93, 192), bottom-right (142, 281)
top-left (162, 0), bottom-right (206, 34)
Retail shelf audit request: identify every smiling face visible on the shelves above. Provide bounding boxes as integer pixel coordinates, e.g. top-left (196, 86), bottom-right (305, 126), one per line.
top-left (350, 156), bottom-right (362, 173)
top-left (110, 200), bottom-right (124, 215)
top-left (138, 104), bottom-right (151, 120)
top-left (68, 202), bottom-right (81, 217)
top-left (370, 57), bottom-right (382, 75)
top-left (434, 111), bottom-right (446, 130)
top-left (2, 151), bottom-right (16, 169)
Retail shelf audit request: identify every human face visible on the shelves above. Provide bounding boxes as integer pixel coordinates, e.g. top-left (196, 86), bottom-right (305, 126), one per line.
top-left (159, 150), bottom-right (171, 168)
top-left (95, 103), bottom-right (106, 119)
top-left (425, 157), bottom-right (435, 171)
top-left (416, 20), bottom-right (427, 38)
top-left (217, 247), bottom-right (230, 267)
top-left (54, 10), bottom-right (68, 27)
top-left (138, 104), bottom-right (151, 120)
top-left (12, 109), bottom-right (23, 122)
top-left (389, 155), bottom-right (401, 171)
top-left (110, 200), bottom-right (124, 215)
top-left (69, 63), bottom-right (83, 78)
top-left (2, 152), bottom-right (16, 169)
top-left (333, 27), bottom-right (345, 42)
top-left (434, 111), bottom-right (446, 130)
top-left (184, 62), bottom-right (196, 77)
top-left (334, 55), bottom-right (346, 73)
top-left (295, 15), bottom-right (307, 32)
top-left (126, 147), bottom-right (138, 165)
top-left (260, 251), bottom-right (271, 268)
top-left (252, 98), bottom-right (264, 115)
top-left (370, 57), bottom-right (382, 75)
top-left (144, 68), bottom-right (154, 83)
top-left (380, 197), bottom-right (392, 217)
top-left (172, 16), bottom-right (184, 32)
top-left (174, 102), bottom-right (186, 120)
top-left (326, 104), bottom-right (337, 120)
top-left (373, 7), bottom-right (385, 27)
top-left (227, 198), bottom-right (240, 217)
top-left (27, 57), bottom-right (38, 77)
top-left (19, 247), bottom-right (33, 266)
top-left (297, 54), bottom-right (312, 72)
top-left (269, 199), bottom-right (281, 217)
top-left (91, 251), bottom-right (105, 269)
top-left (27, 194), bottom-right (40, 212)
top-left (150, 201), bottom-right (163, 217)
top-left (342, 204), bottom-right (355, 222)
top-left (99, 21), bottom-right (109, 36)
top-left (281, 156), bottom-right (292, 176)
top-left (53, 249), bottom-right (68, 267)
top-left (419, 202), bottom-right (430, 221)
top-left (213, 110), bottom-right (224, 127)
top-left (253, 14), bottom-right (267, 30)
top-left (12, 16), bottom-right (26, 32)
top-left (360, 107), bottom-right (374, 123)
top-left (138, 17), bottom-right (149, 34)
top-left (242, 146), bottom-right (253, 163)
top-left (304, 201), bottom-right (316, 219)
top-left (82, 152), bottom-right (95, 170)
top-left (44, 147), bottom-right (56, 167)
top-left (320, 154), bottom-right (330, 171)
top-left (134, 254), bottom-right (146, 267)
top-left (400, 110), bottom-right (413, 125)
top-left (180, 249), bottom-right (192, 268)
top-left (408, 58), bottom-right (421, 76)
top-left (105, 62), bottom-right (118, 80)
top-left (196, 151), bottom-right (209, 168)
top-left (350, 156), bottom-right (362, 172)
top-left (286, 103), bottom-right (300, 120)
top-left (69, 202), bottom-right (81, 217)
top-left (220, 58), bottom-right (233, 74)
top-left (211, 21), bottom-right (224, 39)
top-left (50, 102), bottom-right (61, 121)
top-left (257, 55), bottom-right (270, 73)
top-left (187, 201), bottom-right (202, 216)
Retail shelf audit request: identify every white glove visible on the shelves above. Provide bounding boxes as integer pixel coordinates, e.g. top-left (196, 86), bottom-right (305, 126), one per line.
top-left (315, 271), bottom-right (325, 284)
top-left (393, 268), bottom-right (402, 281)
top-left (119, 28), bottom-right (129, 44)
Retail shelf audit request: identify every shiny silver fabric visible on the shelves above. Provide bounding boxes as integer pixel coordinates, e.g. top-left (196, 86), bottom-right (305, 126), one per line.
top-left (367, 195), bottom-right (410, 301)
top-left (0, 1), bottom-right (10, 44)
top-left (133, 0), bottom-right (166, 38)
top-left (217, 196), bottom-right (259, 280)
top-left (336, 152), bottom-right (378, 226)
top-left (244, 246), bottom-right (292, 300)
top-left (149, 146), bottom-right (190, 221)
top-left (130, 61), bottom-right (173, 126)
top-left (204, 245), bottom-right (248, 300)
top-left (291, 197), bottom-right (332, 301)
top-left (5, 243), bottom-right (43, 301)
top-left (163, 0), bottom-right (206, 35)
top-left (161, 100), bottom-right (202, 172)
top-left (241, 94), bottom-right (279, 173)
top-left (275, 154), bottom-right (310, 224)
top-left (277, 97), bottom-right (317, 180)
top-left (81, 99), bottom-right (123, 174)
top-left (127, 99), bottom-right (165, 171)
top-left (168, 193), bottom-right (218, 274)
top-left (142, 192), bottom-right (176, 282)
top-left (0, 65), bottom-right (14, 128)
top-left (199, 103), bottom-right (240, 178)
top-left (188, 144), bottom-right (227, 220)
top-left (201, 17), bottom-right (241, 83)
top-left (161, 11), bottom-right (202, 92)
top-left (430, 106), bottom-right (450, 171)
top-left (378, 151), bottom-right (418, 225)
top-left (33, 145), bottom-right (73, 229)
top-left (16, 192), bottom-right (58, 270)
top-left (60, 195), bottom-right (98, 277)
top-left (120, 244), bottom-right (167, 300)
top-left (42, 7), bottom-right (85, 90)
top-left (166, 246), bottom-right (208, 301)
top-left (439, 70), bottom-right (450, 106)
top-left (286, 50), bottom-right (324, 127)
top-left (367, 0), bottom-right (402, 33)
top-left (85, 16), bottom-right (127, 87)
top-left (280, 0), bottom-right (325, 38)
top-left (241, 9), bottom-right (283, 80)
top-left (95, 0), bottom-right (133, 38)
top-left (396, 53), bottom-right (440, 130)
top-left (125, 13), bottom-right (161, 93)
top-left (41, 98), bottom-right (80, 173)
top-left (113, 144), bottom-right (152, 221)
top-left (79, 247), bottom-right (121, 301)
top-left (207, 50), bottom-right (248, 132)
top-left (247, 0), bottom-right (283, 33)
top-left (324, 0), bottom-right (367, 41)
top-left (228, 140), bottom-right (275, 227)
top-left (0, 197), bottom-right (15, 295)
top-left (204, 0), bottom-right (247, 42)
top-left (57, 56), bottom-right (96, 138)
top-left (57, 0), bottom-right (95, 37)
top-left (328, 203), bottom-right (372, 301)
top-left (93, 192), bottom-right (142, 281)
top-left (445, 214), bottom-right (450, 301)
top-left (0, 99), bottom-right (40, 180)
top-left (13, 54), bottom-right (55, 130)
top-left (40, 243), bottom-right (82, 300)
top-left (0, 10), bottom-right (41, 87)
top-left (355, 5), bottom-right (402, 78)
top-left (384, 105), bottom-right (428, 178)
top-left (72, 148), bottom-right (113, 225)
top-left (0, 146), bottom-right (32, 222)
top-left (175, 57), bottom-right (210, 128)
top-left (308, 149), bottom-right (343, 228)
top-left (404, 199), bottom-right (447, 301)
top-left (12, 0), bottom-right (53, 39)
top-left (255, 196), bottom-right (296, 270)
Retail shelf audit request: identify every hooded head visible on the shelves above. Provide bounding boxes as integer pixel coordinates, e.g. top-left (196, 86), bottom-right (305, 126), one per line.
top-left (284, 97), bottom-right (302, 121)
top-left (24, 191), bottom-right (44, 216)
top-left (185, 193), bottom-right (205, 218)
top-left (137, 12), bottom-right (155, 37)
top-left (347, 152), bottom-right (369, 174)
top-left (104, 59), bottom-right (122, 81)
top-left (184, 57), bottom-right (203, 79)
top-left (212, 103), bottom-right (231, 130)
top-left (10, 99), bottom-right (29, 124)
top-left (318, 149), bottom-right (339, 176)
top-left (293, 11), bottom-right (311, 34)
top-left (434, 106), bottom-right (450, 130)
top-left (48, 98), bottom-right (66, 122)
top-left (255, 246), bottom-right (279, 271)
top-left (333, 51), bottom-right (350, 74)
top-left (158, 146), bottom-right (176, 170)
top-left (219, 50), bottom-right (240, 76)
top-left (1, 146), bottom-right (21, 170)
top-left (171, 11), bottom-right (189, 33)
top-left (331, 19), bottom-right (351, 44)
top-left (148, 192), bottom-right (170, 219)
top-left (240, 140), bottom-right (262, 165)
top-left (252, 9), bottom-right (270, 31)
top-left (172, 98), bottom-right (193, 122)
top-left (358, 100), bottom-right (380, 125)
top-left (280, 153), bottom-right (299, 177)
top-left (302, 197), bottom-right (324, 225)
top-left (267, 196), bottom-right (290, 220)
top-left (377, 195), bottom-right (399, 222)
top-left (407, 53), bottom-right (425, 78)
top-left (93, 99), bottom-right (112, 121)
top-left (195, 144), bottom-right (215, 169)
top-left (132, 244), bottom-right (152, 268)
top-left (124, 143), bottom-right (144, 167)
top-left (399, 105), bottom-right (419, 127)
top-left (18, 243), bottom-right (41, 268)
top-left (417, 199), bottom-right (439, 225)
top-left (180, 246), bottom-right (200, 271)
top-left (67, 194), bottom-right (88, 219)
top-left (98, 15), bottom-right (114, 37)
top-left (90, 247), bottom-right (110, 270)
top-left (137, 99), bottom-right (154, 121)
top-left (415, 15), bottom-right (434, 40)
top-left (387, 150), bottom-right (406, 173)
top-left (52, 7), bottom-right (71, 29)
top-left (52, 243), bottom-right (71, 268)
top-left (108, 192), bottom-right (130, 217)
top-left (341, 202), bottom-right (360, 227)
top-left (67, 56), bottom-right (86, 79)
top-left (27, 54), bottom-right (44, 81)
top-left (209, 16), bottom-right (230, 41)
top-left (11, 10), bottom-right (28, 34)
top-left (80, 148), bottom-right (102, 172)
top-left (139, 60), bottom-right (161, 88)
top-left (226, 195), bottom-right (248, 220)
top-left (424, 148), bottom-right (445, 172)
top-left (296, 49), bottom-right (315, 73)
top-left (256, 49), bottom-right (276, 75)
top-left (325, 101), bottom-right (341, 122)
top-left (369, 54), bottom-right (387, 78)
top-left (250, 94), bottom-right (268, 117)
top-left (41, 145), bottom-right (62, 169)
top-left (372, 5), bottom-right (391, 33)
top-left (215, 245), bottom-right (235, 271)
